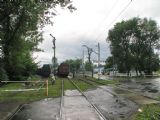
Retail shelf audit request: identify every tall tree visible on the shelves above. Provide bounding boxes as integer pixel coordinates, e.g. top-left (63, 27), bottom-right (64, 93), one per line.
top-left (104, 56), bottom-right (114, 69)
top-left (0, 0), bottom-right (74, 80)
top-left (65, 59), bottom-right (82, 73)
top-left (85, 61), bottom-right (93, 71)
top-left (107, 17), bottom-right (160, 76)
top-left (108, 19), bottom-right (135, 75)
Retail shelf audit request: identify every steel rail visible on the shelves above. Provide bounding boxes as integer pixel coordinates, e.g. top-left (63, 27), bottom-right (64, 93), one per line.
top-left (82, 77), bottom-right (160, 103)
top-left (77, 78), bottom-right (118, 98)
top-left (68, 78), bottom-right (108, 120)
top-left (6, 104), bottom-right (25, 120)
top-left (59, 79), bottom-right (64, 120)
top-left (114, 85), bottom-right (160, 102)
top-left (1, 81), bottom-right (45, 83)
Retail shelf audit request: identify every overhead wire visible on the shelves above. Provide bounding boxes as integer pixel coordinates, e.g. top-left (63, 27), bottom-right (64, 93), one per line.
top-left (83, 0), bottom-right (133, 61)
top-left (82, 0), bottom-right (118, 54)
top-left (86, 0), bottom-right (118, 56)
top-left (91, 0), bottom-right (133, 61)
top-left (91, 0), bottom-right (119, 35)
top-left (95, 0), bottom-right (133, 41)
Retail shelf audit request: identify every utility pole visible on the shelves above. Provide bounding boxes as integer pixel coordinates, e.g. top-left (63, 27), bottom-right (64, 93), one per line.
top-left (98, 42), bottom-right (100, 80)
top-left (82, 45), bottom-right (93, 78)
top-left (82, 45), bottom-right (93, 64)
top-left (82, 50), bottom-right (85, 77)
top-left (50, 34), bottom-right (56, 77)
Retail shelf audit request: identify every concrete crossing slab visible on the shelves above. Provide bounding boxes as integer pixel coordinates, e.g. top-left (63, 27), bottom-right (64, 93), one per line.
top-left (63, 90), bottom-right (102, 120)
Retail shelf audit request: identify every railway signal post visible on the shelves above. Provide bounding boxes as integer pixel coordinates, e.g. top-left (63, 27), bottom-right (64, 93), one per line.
top-left (82, 45), bottom-right (94, 78)
top-left (50, 34), bottom-right (56, 79)
top-left (98, 43), bottom-right (100, 80)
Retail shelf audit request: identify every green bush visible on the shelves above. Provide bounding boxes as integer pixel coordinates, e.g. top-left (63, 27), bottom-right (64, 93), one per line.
top-left (12, 75), bottom-right (28, 81)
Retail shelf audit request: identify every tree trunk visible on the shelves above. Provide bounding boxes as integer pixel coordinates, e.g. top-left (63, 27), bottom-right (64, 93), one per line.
top-left (148, 42), bottom-right (152, 75)
top-left (127, 70), bottom-right (130, 76)
top-left (135, 69), bottom-right (138, 76)
top-left (139, 70), bottom-right (142, 76)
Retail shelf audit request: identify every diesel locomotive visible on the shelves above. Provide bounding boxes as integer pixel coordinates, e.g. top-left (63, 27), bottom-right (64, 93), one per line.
top-left (57, 63), bottom-right (69, 77)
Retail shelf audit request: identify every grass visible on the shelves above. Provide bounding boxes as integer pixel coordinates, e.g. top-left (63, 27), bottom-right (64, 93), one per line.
top-left (63, 78), bottom-right (96, 91)
top-left (1, 76), bottom-right (160, 120)
top-left (155, 70), bottom-right (160, 75)
top-left (73, 79), bottom-right (96, 91)
top-left (0, 83), bottom-right (23, 90)
top-left (0, 76), bottom-right (62, 102)
top-left (30, 75), bottom-right (42, 81)
top-left (0, 77), bottom-right (93, 102)
top-left (158, 96), bottom-right (160, 101)
top-left (133, 104), bottom-right (160, 120)
top-left (0, 75), bottom-right (119, 103)
top-left (85, 76), bottom-right (119, 85)
top-left (64, 78), bottom-right (76, 90)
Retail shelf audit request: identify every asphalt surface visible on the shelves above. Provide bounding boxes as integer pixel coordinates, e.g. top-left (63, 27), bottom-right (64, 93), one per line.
top-left (11, 98), bottom-right (60, 120)
top-left (84, 87), bottom-right (138, 120)
top-left (118, 77), bottom-right (160, 99)
top-left (2, 77), bottom-right (160, 120)
top-left (9, 88), bottom-right (141, 120)
top-left (0, 102), bottom-right (23, 120)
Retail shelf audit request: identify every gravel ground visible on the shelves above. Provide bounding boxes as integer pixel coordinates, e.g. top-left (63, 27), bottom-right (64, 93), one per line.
top-left (84, 87), bottom-right (138, 120)
top-left (11, 98), bottom-right (60, 120)
top-left (0, 102), bottom-right (23, 120)
top-left (3, 82), bottom-right (159, 120)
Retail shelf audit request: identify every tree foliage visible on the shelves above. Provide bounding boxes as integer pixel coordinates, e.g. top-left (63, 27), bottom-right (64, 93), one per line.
top-left (0, 0), bottom-right (74, 80)
top-left (41, 64), bottom-right (51, 77)
top-left (104, 56), bottom-right (114, 69)
top-left (65, 59), bottom-right (82, 73)
top-left (107, 17), bottom-right (160, 75)
top-left (85, 61), bottom-right (92, 71)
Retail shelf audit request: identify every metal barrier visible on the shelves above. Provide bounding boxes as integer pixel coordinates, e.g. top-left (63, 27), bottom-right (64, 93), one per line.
top-left (0, 80), bottom-right (49, 97)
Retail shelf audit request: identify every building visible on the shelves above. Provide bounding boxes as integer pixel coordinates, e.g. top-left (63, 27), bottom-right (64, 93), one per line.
top-left (92, 60), bottom-right (105, 67)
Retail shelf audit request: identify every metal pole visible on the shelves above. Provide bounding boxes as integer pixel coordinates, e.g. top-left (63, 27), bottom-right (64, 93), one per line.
top-left (98, 43), bottom-right (100, 80)
top-left (46, 80), bottom-right (48, 97)
top-left (53, 40), bottom-right (55, 75)
top-left (82, 50), bottom-right (85, 77)
top-left (82, 45), bottom-right (93, 78)
top-left (50, 34), bottom-right (56, 77)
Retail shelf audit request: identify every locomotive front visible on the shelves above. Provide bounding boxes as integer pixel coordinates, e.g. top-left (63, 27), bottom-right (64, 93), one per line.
top-left (57, 63), bottom-right (69, 77)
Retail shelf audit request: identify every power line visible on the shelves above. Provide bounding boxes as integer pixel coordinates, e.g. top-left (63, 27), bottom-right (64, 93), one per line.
top-left (106, 0), bottom-right (133, 30)
top-left (91, 0), bottom-right (119, 35)
top-left (95, 0), bottom-right (133, 41)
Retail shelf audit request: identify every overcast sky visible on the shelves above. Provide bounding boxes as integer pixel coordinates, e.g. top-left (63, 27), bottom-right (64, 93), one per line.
top-left (33, 0), bottom-right (160, 66)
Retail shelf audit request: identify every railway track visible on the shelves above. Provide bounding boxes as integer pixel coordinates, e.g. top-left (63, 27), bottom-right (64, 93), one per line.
top-left (67, 78), bottom-right (108, 120)
top-left (5, 82), bottom-right (46, 120)
top-left (5, 77), bottom-right (159, 120)
top-left (6, 104), bottom-right (25, 120)
top-left (77, 77), bottom-right (160, 103)
top-left (75, 77), bottom-right (160, 119)
top-left (59, 78), bottom-right (64, 120)
top-left (5, 77), bottom-right (109, 120)
top-left (76, 78), bottom-right (118, 97)
top-left (6, 78), bottom-right (65, 120)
